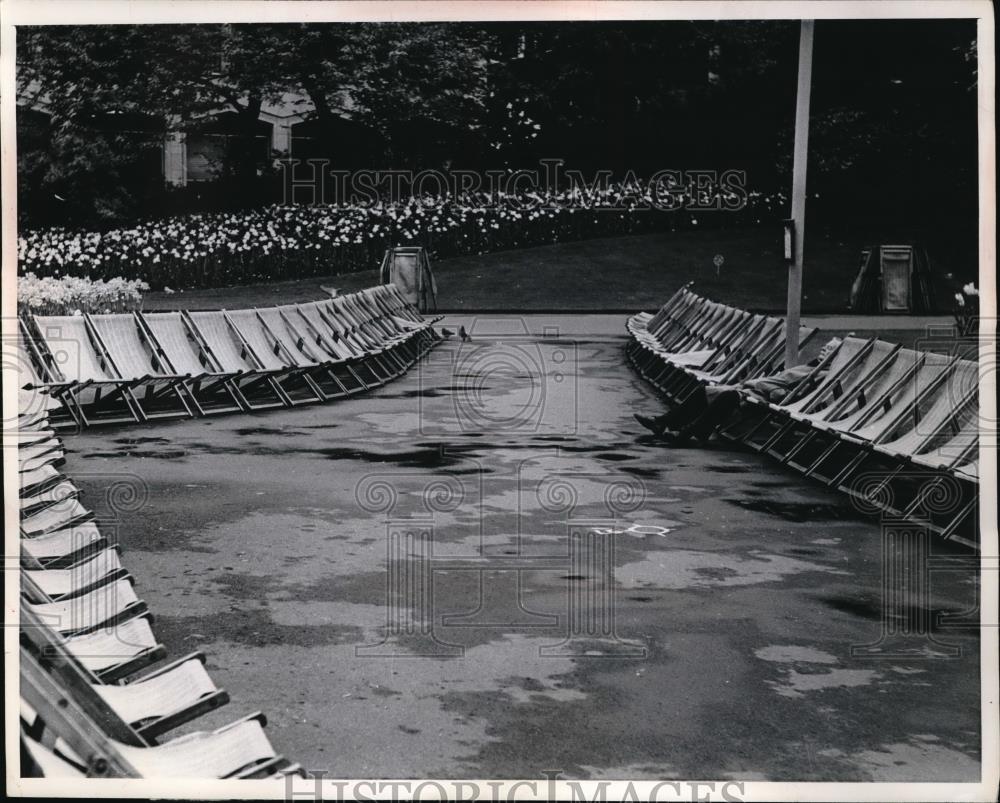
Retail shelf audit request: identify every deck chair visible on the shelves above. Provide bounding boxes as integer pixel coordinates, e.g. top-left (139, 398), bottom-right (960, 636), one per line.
top-left (293, 301), bottom-right (388, 386)
top-left (626, 283), bottom-right (694, 341)
top-left (30, 315), bottom-right (146, 425)
top-left (326, 296), bottom-right (411, 375)
top-left (23, 607), bottom-right (229, 743)
top-left (137, 311), bottom-right (249, 415)
top-left (786, 352), bottom-right (958, 481)
top-left (334, 292), bottom-right (414, 358)
top-left (19, 446), bottom-right (66, 475)
top-left (87, 313), bottom-right (198, 420)
top-left (21, 479), bottom-right (80, 518)
top-left (355, 288), bottom-right (432, 360)
top-left (381, 282), bottom-right (443, 325)
top-left (24, 576), bottom-right (147, 637)
top-left (21, 496), bottom-right (94, 537)
top-left (223, 309), bottom-right (328, 404)
top-left (22, 724), bottom-right (88, 777)
top-left (10, 426), bottom-right (57, 447)
top-left (21, 648), bottom-right (290, 778)
top-left (62, 615), bottom-right (167, 682)
top-left (20, 464), bottom-right (64, 497)
top-left (627, 298), bottom-right (719, 389)
top-left (362, 286), bottom-right (436, 341)
top-left (17, 319), bottom-right (84, 427)
top-left (733, 336), bottom-right (884, 451)
top-left (254, 305), bottom-right (368, 395)
top-left (21, 522), bottom-right (108, 568)
top-left (23, 547), bottom-right (127, 601)
top-left (837, 390), bottom-right (979, 515)
top-left (184, 310), bottom-right (295, 410)
top-left (761, 344), bottom-right (915, 463)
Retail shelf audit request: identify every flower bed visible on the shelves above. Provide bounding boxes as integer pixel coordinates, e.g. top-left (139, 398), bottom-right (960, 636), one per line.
top-left (17, 272), bottom-right (149, 316)
top-left (17, 181), bottom-right (782, 290)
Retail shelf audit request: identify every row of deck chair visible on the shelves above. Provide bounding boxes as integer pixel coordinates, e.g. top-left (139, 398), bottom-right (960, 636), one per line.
top-left (626, 284), bottom-right (821, 401)
top-left (626, 288), bottom-right (981, 548)
top-left (18, 284), bottom-right (442, 428)
top-left (17, 403), bottom-right (304, 778)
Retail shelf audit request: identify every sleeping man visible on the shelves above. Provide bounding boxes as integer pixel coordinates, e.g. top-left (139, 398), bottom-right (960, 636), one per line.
top-left (633, 337), bottom-right (843, 446)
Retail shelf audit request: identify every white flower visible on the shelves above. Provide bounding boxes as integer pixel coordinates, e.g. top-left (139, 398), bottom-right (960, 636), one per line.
top-left (955, 293), bottom-right (965, 306)
top-left (963, 283), bottom-right (978, 297)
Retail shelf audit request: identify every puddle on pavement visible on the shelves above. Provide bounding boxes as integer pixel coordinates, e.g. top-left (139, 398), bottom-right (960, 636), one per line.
top-left (233, 426), bottom-right (314, 436)
top-left (83, 448), bottom-right (189, 459)
top-left (755, 645), bottom-right (839, 664)
top-left (727, 499), bottom-right (849, 522)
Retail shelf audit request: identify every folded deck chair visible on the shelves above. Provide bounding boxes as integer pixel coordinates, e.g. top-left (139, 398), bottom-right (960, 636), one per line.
top-left (30, 315), bottom-right (145, 425)
top-left (62, 615), bottom-right (167, 682)
top-left (21, 497), bottom-right (94, 537)
top-left (23, 609), bottom-right (229, 742)
top-left (223, 309), bottom-right (328, 404)
top-left (254, 305), bottom-right (367, 395)
top-left (137, 311), bottom-right (249, 414)
top-left (21, 649), bottom-right (289, 778)
top-left (184, 310), bottom-right (293, 410)
top-left (21, 522), bottom-right (107, 568)
top-left (23, 547), bottom-right (127, 600)
top-left (88, 313), bottom-right (198, 420)
top-left (24, 576), bottom-right (147, 636)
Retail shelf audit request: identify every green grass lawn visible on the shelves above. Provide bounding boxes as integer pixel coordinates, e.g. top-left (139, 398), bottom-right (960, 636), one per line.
top-left (143, 226), bottom-right (904, 313)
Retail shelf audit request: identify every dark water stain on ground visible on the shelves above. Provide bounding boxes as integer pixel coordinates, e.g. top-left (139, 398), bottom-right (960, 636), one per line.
top-left (727, 498), bottom-right (850, 522)
top-left (82, 448), bottom-right (189, 460)
top-left (154, 610), bottom-right (364, 649)
top-left (819, 594), bottom-right (883, 621)
top-left (819, 593), bottom-right (970, 632)
top-left (233, 426), bottom-right (313, 437)
top-left (112, 436), bottom-right (173, 445)
top-left (593, 451), bottom-right (636, 462)
top-left (619, 466), bottom-right (662, 479)
top-left (705, 464), bottom-right (751, 473)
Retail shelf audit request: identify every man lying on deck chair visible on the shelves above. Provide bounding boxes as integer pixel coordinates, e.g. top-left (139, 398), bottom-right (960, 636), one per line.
top-left (634, 337), bottom-right (844, 446)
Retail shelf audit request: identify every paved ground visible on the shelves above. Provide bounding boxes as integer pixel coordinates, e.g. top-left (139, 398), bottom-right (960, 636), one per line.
top-left (63, 315), bottom-right (981, 781)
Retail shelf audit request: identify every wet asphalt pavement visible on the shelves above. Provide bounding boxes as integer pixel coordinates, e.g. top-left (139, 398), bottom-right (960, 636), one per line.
top-left (62, 316), bottom-right (980, 781)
